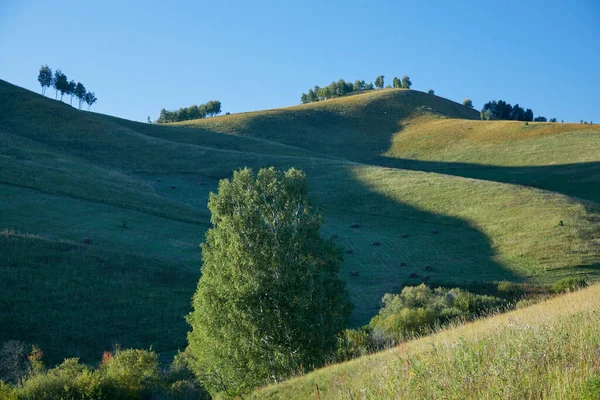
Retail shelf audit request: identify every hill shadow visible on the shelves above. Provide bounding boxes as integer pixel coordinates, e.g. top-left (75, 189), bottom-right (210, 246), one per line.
top-left (373, 157), bottom-right (600, 205)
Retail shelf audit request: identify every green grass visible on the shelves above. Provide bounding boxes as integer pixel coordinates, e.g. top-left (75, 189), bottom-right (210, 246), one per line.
top-left (253, 284), bottom-right (600, 399)
top-left (0, 79), bottom-right (599, 365)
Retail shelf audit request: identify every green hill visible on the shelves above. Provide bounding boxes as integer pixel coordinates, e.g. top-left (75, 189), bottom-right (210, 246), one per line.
top-left (0, 79), bottom-right (599, 364)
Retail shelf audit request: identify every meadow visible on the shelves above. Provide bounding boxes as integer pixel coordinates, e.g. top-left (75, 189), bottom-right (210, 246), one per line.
top-left (0, 79), bottom-right (598, 365)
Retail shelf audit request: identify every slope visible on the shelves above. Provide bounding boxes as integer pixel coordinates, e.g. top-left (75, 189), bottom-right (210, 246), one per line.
top-left (253, 284), bottom-right (600, 399)
top-left (0, 80), bottom-right (598, 365)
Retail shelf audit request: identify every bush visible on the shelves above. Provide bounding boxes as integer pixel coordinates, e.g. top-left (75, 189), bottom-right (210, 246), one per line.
top-left (17, 358), bottom-right (105, 400)
top-left (551, 277), bottom-right (587, 293)
top-left (369, 285), bottom-right (502, 343)
top-left (100, 348), bottom-right (159, 398)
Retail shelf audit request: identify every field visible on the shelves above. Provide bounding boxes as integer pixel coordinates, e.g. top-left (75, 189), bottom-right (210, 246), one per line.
top-left (1, 79), bottom-right (599, 364)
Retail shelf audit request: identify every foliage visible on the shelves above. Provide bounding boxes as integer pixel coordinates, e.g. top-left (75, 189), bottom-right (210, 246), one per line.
top-left (369, 284), bottom-right (502, 342)
top-left (401, 75), bottom-right (412, 89)
top-left (75, 82), bottom-right (86, 109)
top-left (534, 116), bottom-right (547, 122)
top-left (157, 100), bottom-right (222, 123)
top-left (253, 284), bottom-right (600, 400)
top-left (462, 98), bottom-right (473, 108)
top-left (37, 65), bottom-right (53, 96)
top-left (67, 80), bottom-right (76, 106)
top-left (186, 167), bottom-right (352, 397)
top-left (428, 89), bottom-right (434, 95)
top-left (392, 77), bottom-right (401, 88)
top-left (0, 347), bottom-right (209, 399)
top-left (38, 65), bottom-right (96, 108)
top-left (300, 79), bottom-right (356, 104)
top-left (551, 277), bottom-right (587, 293)
top-left (84, 91), bottom-right (97, 111)
top-left (483, 99), bottom-right (534, 121)
top-left (52, 69), bottom-right (68, 101)
top-left (375, 75), bottom-right (384, 89)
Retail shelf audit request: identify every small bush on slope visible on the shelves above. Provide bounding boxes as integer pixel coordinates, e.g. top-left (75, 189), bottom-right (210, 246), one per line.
top-left (369, 284), bottom-right (502, 343)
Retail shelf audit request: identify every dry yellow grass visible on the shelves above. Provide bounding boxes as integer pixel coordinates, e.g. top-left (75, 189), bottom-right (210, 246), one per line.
top-left (254, 284), bottom-right (600, 399)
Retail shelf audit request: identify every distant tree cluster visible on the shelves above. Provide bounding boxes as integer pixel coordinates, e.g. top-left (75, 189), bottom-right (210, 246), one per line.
top-left (157, 100), bottom-right (222, 123)
top-left (37, 65), bottom-right (97, 110)
top-left (301, 75), bottom-right (412, 104)
top-left (481, 100), bottom-right (533, 121)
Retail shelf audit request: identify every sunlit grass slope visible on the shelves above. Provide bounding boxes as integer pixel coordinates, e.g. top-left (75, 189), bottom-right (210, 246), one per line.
top-left (1, 79), bottom-right (599, 364)
top-left (253, 284), bottom-right (600, 399)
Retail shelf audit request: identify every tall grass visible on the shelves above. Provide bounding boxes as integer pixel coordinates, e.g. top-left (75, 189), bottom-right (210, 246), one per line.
top-left (253, 284), bottom-right (600, 399)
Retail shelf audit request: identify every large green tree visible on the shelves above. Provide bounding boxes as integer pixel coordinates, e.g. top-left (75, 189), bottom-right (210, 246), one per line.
top-left (392, 76), bottom-right (401, 88)
top-left (375, 75), bottom-right (384, 89)
top-left (186, 167), bottom-right (352, 398)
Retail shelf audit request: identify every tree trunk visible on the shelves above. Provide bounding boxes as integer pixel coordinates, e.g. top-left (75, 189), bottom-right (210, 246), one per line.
top-left (70, 96), bottom-right (73, 106)
top-left (55, 90), bottom-right (58, 100)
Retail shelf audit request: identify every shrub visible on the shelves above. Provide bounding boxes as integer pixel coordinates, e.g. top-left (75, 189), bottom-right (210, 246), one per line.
top-left (100, 349), bottom-right (160, 397)
top-left (369, 285), bottom-right (502, 343)
top-left (551, 277), bottom-right (587, 293)
top-left (17, 358), bottom-right (105, 400)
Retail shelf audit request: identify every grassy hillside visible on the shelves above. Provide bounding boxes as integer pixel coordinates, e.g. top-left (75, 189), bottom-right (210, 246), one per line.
top-left (253, 284), bottom-right (600, 399)
top-left (1, 79), bottom-right (599, 364)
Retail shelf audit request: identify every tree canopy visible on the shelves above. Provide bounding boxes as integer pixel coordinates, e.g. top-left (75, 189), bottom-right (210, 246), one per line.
top-left (482, 100), bottom-right (534, 121)
top-left (37, 65), bottom-right (97, 110)
top-left (401, 75), bottom-right (412, 89)
top-left (37, 65), bottom-right (53, 95)
top-left (157, 100), bottom-right (222, 123)
top-left (375, 75), bottom-right (385, 89)
top-left (186, 167), bottom-right (352, 398)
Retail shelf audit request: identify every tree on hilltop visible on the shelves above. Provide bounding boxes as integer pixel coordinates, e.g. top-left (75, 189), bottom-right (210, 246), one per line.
top-left (392, 77), bottom-right (401, 88)
top-left (67, 80), bottom-right (76, 106)
top-left (186, 167), bottom-right (352, 398)
top-left (37, 65), bottom-right (53, 96)
top-left (84, 91), bottom-right (97, 111)
top-left (463, 98), bottom-right (473, 108)
top-left (52, 69), bottom-right (67, 100)
top-left (375, 75), bottom-right (385, 89)
top-left (75, 82), bottom-right (86, 109)
top-left (401, 75), bottom-right (412, 89)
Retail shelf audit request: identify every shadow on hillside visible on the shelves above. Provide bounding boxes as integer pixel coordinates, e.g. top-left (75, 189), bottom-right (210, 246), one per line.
top-left (374, 157), bottom-right (600, 205)
top-left (302, 165), bottom-right (521, 326)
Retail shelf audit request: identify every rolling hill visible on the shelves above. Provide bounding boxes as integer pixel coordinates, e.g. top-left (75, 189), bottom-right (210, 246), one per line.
top-left (0, 79), bottom-right (599, 364)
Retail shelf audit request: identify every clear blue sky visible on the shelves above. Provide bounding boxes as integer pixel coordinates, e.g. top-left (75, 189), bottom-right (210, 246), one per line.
top-left (1, 0), bottom-right (599, 123)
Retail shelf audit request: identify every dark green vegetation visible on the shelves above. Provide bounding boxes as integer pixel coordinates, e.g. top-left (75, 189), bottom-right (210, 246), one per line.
top-left (0, 346), bottom-right (208, 399)
top-left (186, 168), bottom-right (351, 397)
top-left (300, 74), bottom-right (411, 103)
top-left (482, 99), bottom-right (534, 121)
top-left (157, 101), bottom-right (222, 123)
top-left (1, 77), bottom-right (599, 373)
top-left (37, 65), bottom-right (96, 110)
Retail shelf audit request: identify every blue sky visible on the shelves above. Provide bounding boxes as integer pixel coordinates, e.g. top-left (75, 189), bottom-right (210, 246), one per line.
top-left (1, 0), bottom-right (599, 123)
